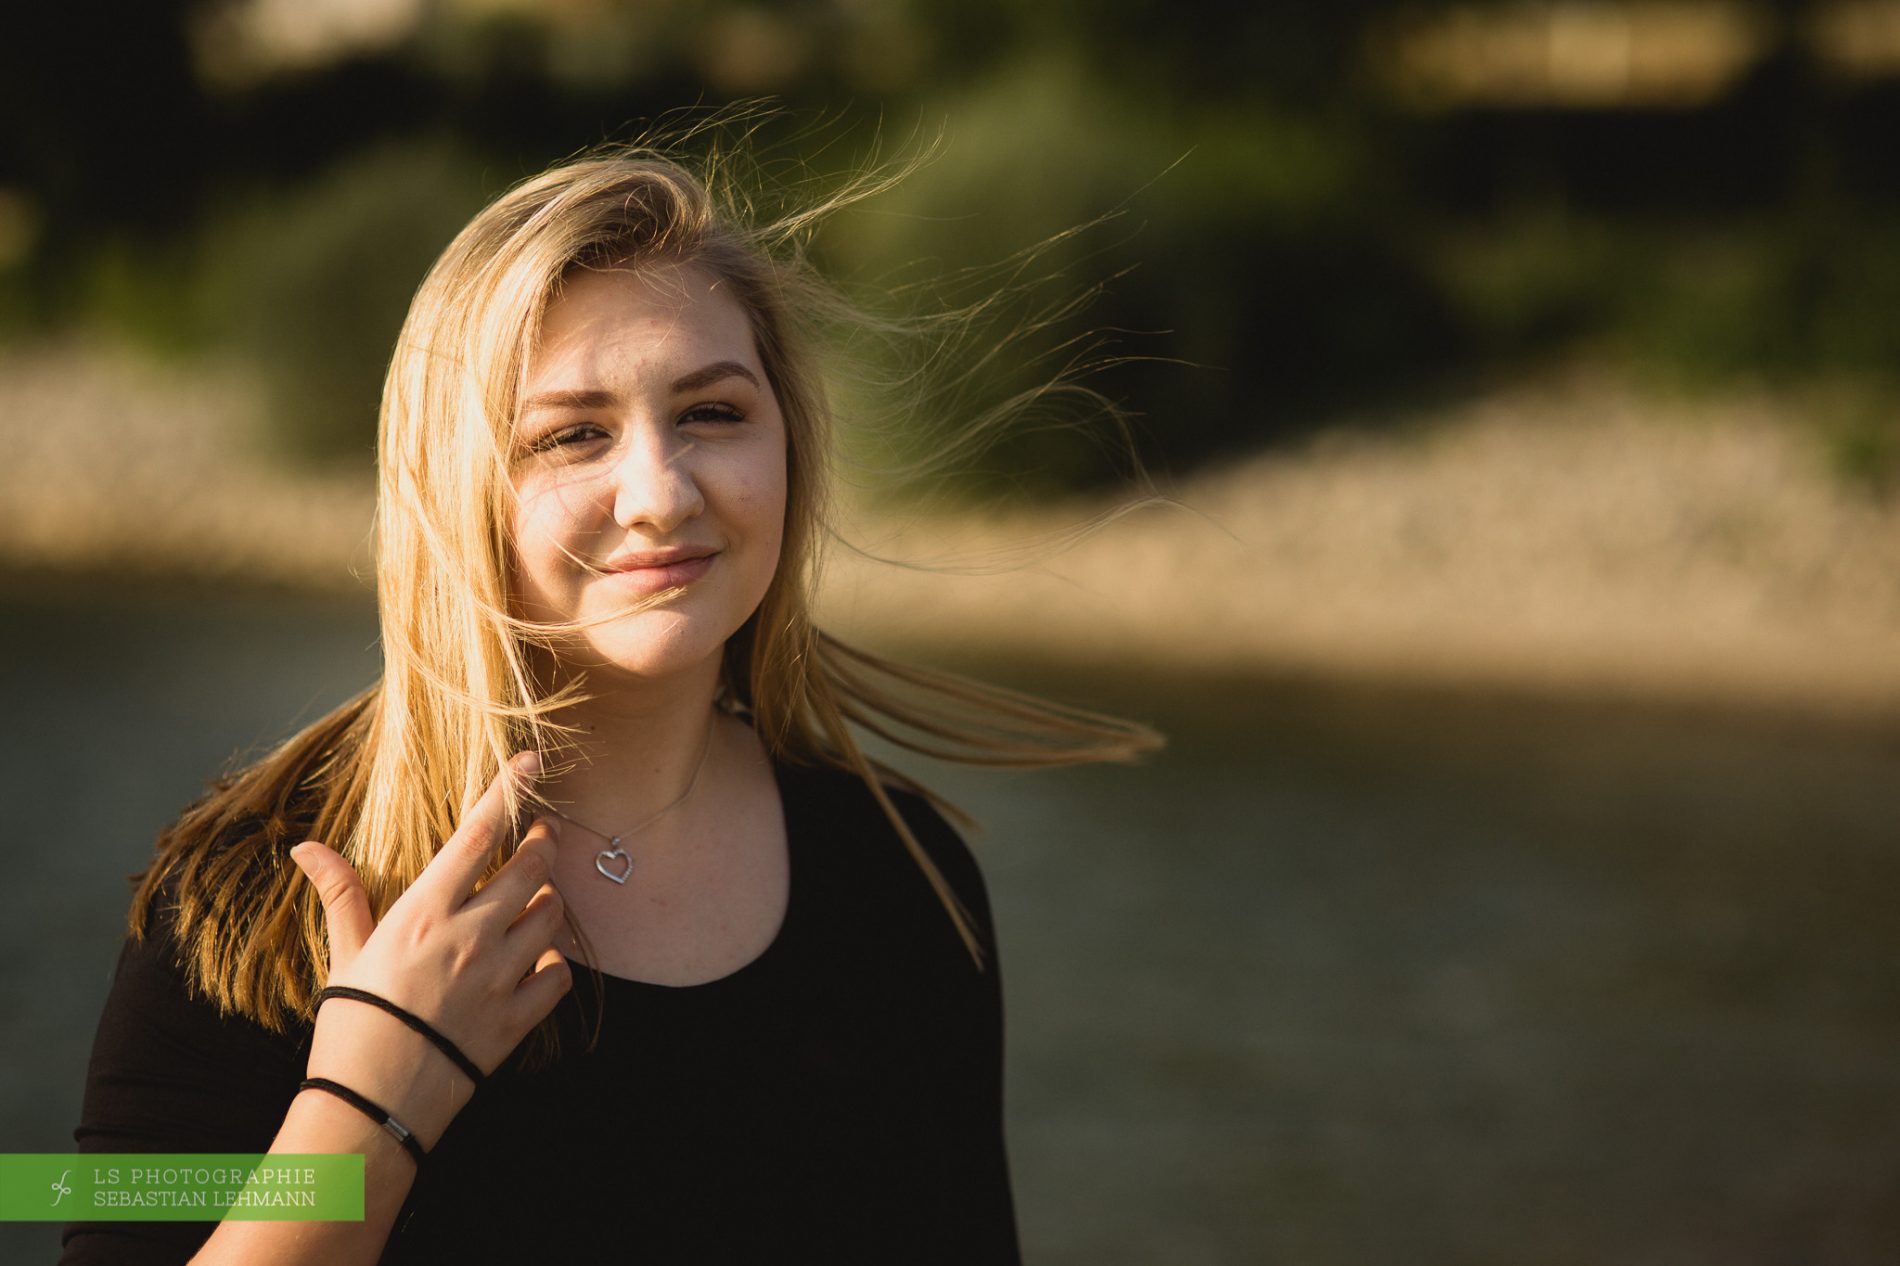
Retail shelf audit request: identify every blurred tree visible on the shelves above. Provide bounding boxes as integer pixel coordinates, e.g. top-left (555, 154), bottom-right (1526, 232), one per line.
top-left (3, 0), bottom-right (1897, 488)
top-left (0, 0), bottom-right (213, 310)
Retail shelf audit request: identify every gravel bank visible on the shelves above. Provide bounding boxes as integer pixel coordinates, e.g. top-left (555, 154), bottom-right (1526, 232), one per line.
top-left (7, 344), bottom-right (1896, 718)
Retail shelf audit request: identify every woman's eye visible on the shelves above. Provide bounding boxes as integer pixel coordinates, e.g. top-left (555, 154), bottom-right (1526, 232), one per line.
top-left (525, 423), bottom-right (608, 455)
top-left (680, 402), bottom-right (745, 426)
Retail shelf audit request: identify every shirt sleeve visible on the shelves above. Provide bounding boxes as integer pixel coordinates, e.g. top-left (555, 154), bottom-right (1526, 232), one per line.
top-left (886, 785), bottom-right (1022, 1265)
top-left (59, 909), bottom-right (308, 1266)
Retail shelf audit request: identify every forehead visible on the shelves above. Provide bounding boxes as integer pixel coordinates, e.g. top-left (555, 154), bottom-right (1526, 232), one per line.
top-left (527, 261), bottom-right (757, 388)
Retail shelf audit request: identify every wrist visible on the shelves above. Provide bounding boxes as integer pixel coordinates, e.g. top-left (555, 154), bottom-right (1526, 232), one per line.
top-left (307, 1012), bottom-right (475, 1146)
top-left (299, 1078), bottom-right (427, 1166)
top-left (285, 1083), bottom-right (429, 1174)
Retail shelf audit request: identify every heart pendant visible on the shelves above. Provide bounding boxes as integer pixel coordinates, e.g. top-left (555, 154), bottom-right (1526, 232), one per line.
top-left (594, 846), bottom-right (634, 885)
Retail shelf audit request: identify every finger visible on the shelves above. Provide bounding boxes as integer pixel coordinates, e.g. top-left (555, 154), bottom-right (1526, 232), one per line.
top-left (467, 818), bottom-right (560, 921)
top-left (505, 876), bottom-right (563, 936)
top-left (414, 750), bottom-right (541, 907)
top-left (289, 841), bottom-right (376, 968)
top-left (511, 948), bottom-right (573, 1026)
top-left (501, 881), bottom-right (566, 976)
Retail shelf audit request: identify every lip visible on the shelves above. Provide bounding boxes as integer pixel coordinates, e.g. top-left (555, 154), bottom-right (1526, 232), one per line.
top-left (596, 547), bottom-right (718, 595)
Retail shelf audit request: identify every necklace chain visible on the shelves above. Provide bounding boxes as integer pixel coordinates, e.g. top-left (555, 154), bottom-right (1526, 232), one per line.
top-left (550, 716), bottom-right (717, 884)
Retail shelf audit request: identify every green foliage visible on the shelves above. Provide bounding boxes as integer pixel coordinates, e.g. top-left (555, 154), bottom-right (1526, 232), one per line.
top-left (1428, 208), bottom-right (1900, 450)
top-left (1806, 378), bottom-right (1900, 495)
top-left (11, 3), bottom-right (1900, 494)
top-left (191, 139), bottom-right (494, 466)
top-left (70, 237), bottom-right (209, 356)
top-left (804, 53), bottom-right (1398, 491)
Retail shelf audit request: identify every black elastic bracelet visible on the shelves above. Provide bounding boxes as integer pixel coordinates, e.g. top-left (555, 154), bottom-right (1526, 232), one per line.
top-left (314, 986), bottom-right (486, 1087)
top-left (299, 1077), bottom-right (427, 1166)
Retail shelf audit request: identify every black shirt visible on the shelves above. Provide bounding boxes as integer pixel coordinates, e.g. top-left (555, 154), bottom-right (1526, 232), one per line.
top-left (61, 761), bottom-right (1019, 1265)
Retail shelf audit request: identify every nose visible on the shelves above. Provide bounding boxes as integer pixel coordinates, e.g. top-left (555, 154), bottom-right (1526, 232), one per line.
top-left (610, 429), bottom-right (706, 533)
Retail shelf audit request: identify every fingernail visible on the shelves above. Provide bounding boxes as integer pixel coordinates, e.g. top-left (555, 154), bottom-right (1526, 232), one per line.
top-left (512, 751), bottom-right (542, 778)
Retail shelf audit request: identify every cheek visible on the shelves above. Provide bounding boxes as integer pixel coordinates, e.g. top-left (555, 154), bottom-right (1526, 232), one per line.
top-left (714, 435), bottom-right (787, 526)
top-left (753, 469), bottom-right (790, 561)
top-left (504, 504), bottom-right (543, 610)
top-left (509, 485), bottom-right (584, 593)
top-left (754, 444), bottom-right (790, 527)
top-left (723, 447), bottom-right (788, 592)
top-left (742, 469), bottom-right (788, 524)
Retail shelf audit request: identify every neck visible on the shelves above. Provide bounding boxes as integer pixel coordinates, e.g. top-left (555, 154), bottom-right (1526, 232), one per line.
top-left (538, 657), bottom-right (728, 835)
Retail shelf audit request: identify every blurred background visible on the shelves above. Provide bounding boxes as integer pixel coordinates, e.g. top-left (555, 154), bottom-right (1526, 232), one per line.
top-left (3, 2), bottom-right (1899, 1263)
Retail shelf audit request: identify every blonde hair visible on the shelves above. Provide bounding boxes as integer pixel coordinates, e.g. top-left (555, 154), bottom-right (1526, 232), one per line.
top-left (131, 139), bottom-right (1160, 1039)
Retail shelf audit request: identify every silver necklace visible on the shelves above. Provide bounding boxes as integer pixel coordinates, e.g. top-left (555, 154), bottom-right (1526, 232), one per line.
top-left (554, 719), bottom-right (717, 885)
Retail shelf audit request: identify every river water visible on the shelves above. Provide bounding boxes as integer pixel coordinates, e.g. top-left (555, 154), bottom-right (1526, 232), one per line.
top-left (4, 586), bottom-right (1897, 1264)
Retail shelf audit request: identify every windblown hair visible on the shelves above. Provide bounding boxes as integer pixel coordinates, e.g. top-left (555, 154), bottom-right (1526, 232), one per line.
top-left (130, 138), bottom-right (1160, 1040)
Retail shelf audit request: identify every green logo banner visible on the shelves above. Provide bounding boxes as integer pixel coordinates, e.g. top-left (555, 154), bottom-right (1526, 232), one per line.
top-left (0, 1154), bottom-right (364, 1222)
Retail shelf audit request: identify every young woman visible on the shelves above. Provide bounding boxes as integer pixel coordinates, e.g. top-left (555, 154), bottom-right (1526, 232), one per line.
top-left (61, 148), bottom-right (1156, 1265)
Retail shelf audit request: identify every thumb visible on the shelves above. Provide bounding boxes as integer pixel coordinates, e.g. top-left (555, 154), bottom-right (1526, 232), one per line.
top-left (290, 841), bottom-right (376, 969)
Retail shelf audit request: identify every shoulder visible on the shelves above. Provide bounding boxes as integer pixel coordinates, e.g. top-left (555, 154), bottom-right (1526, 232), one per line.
top-left (76, 890), bottom-right (306, 1146)
top-left (109, 858), bottom-right (312, 1065)
top-left (776, 758), bottom-right (972, 860)
top-left (118, 877), bottom-right (208, 1006)
top-left (775, 758), bottom-right (996, 931)
top-left (64, 895), bottom-right (305, 1261)
top-left (110, 883), bottom-right (308, 1054)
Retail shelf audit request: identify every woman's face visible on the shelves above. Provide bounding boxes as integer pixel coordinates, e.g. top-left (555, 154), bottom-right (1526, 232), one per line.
top-left (508, 260), bottom-right (787, 685)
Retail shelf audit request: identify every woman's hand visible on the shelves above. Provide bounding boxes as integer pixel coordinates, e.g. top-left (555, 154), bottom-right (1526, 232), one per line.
top-left (288, 751), bottom-right (571, 1147)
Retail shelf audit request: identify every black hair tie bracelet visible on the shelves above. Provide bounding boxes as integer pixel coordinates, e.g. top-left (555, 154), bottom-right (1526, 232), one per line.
top-left (300, 1078), bottom-right (427, 1166)
top-left (314, 986), bottom-right (486, 1087)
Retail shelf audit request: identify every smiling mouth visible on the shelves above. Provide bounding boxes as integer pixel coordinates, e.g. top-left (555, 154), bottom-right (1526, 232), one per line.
top-left (598, 550), bottom-right (717, 595)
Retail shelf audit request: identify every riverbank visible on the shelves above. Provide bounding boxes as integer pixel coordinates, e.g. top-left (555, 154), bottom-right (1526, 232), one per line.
top-left (6, 342), bottom-right (1897, 720)
top-left (822, 370), bottom-right (1900, 721)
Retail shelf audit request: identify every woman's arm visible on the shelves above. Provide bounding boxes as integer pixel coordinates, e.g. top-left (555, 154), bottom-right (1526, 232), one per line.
top-left (182, 1092), bottom-right (421, 1265)
top-left (59, 910), bottom-right (454, 1266)
top-left (64, 754), bottom-right (569, 1266)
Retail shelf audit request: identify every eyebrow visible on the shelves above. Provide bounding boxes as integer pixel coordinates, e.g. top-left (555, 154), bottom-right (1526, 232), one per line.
top-left (518, 388), bottom-right (618, 414)
top-left (518, 361), bottom-right (762, 415)
top-left (670, 360), bottom-right (761, 394)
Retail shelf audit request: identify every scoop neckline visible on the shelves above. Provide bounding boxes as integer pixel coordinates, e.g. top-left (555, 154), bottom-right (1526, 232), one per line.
top-left (559, 757), bottom-right (797, 993)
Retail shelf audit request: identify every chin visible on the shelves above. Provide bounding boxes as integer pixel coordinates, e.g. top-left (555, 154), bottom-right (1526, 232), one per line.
top-left (568, 613), bottom-right (735, 685)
